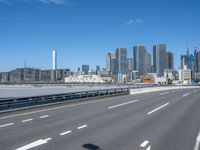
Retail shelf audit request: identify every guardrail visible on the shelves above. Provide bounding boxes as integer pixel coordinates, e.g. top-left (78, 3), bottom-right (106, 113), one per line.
top-left (0, 88), bottom-right (131, 111)
top-left (0, 85), bottom-right (156, 112)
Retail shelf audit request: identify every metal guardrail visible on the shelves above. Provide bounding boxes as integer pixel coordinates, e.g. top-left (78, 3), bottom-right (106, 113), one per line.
top-left (0, 85), bottom-right (156, 112)
top-left (0, 88), bottom-right (132, 111)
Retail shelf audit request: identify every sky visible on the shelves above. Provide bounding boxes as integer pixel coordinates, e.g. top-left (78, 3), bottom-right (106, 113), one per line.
top-left (0, 0), bottom-right (199, 72)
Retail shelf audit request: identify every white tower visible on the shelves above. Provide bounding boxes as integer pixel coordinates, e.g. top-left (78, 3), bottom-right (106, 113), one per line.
top-left (52, 49), bottom-right (57, 70)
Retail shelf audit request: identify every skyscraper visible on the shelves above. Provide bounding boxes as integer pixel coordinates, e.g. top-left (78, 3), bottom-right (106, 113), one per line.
top-left (127, 58), bottom-right (134, 72)
top-left (197, 52), bottom-right (200, 72)
top-left (106, 52), bottom-right (111, 72)
top-left (180, 54), bottom-right (194, 70)
top-left (194, 47), bottom-right (198, 73)
top-left (153, 44), bottom-right (166, 77)
top-left (145, 52), bottom-right (152, 74)
top-left (133, 45), bottom-right (147, 76)
top-left (116, 48), bottom-right (127, 74)
top-left (106, 52), bottom-right (117, 74)
top-left (166, 52), bottom-right (174, 69)
top-left (52, 49), bottom-right (57, 70)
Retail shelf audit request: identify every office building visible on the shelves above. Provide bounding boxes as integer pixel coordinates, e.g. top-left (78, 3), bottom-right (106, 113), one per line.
top-left (127, 58), bottom-right (134, 72)
top-left (9, 68), bottom-right (39, 82)
top-left (197, 52), bottom-right (200, 72)
top-left (106, 52), bottom-right (117, 75)
top-left (82, 65), bottom-right (89, 75)
top-left (180, 54), bottom-right (194, 70)
top-left (145, 52), bottom-right (152, 74)
top-left (179, 65), bottom-right (192, 84)
top-left (153, 44), bottom-right (166, 77)
top-left (106, 52), bottom-right (111, 71)
top-left (0, 72), bottom-right (10, 82)
top-left (180, 53), bottom-right (194, 79)
top-left (96, 65), bottom-right (100, 72)
top-left (116, 48), bottom-right (127, 74)
top-left (166, 52), bottom-right (174, 69)
top-left (133, 45), bottom-right (147, 76)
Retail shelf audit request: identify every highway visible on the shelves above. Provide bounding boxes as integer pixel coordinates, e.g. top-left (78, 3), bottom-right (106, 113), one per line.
top-left (0, 88), bottom-right (200, 150)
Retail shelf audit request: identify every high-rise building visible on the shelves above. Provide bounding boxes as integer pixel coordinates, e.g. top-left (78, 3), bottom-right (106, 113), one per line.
top-left (106, 52), bottom-right (117, 74)
top-left (153, 44), bottom-right (166, 77)
top-left (52, 49), bottom-right (57, 70)
top-left (116, 48), bottom-right (127, 74)
top-left (166, 52), bottom-right (174, 69)
top-left (96, 65), bottom-right (100, 72)
top-left (145, 52), bottom-right (152, 74)
top-left (180, 54), bottom-right (194, 70)
top-left (197, 52), bottom-right (200, 72)
top-left (133, 45), bottom-right (147, 76)
top-left (127, 58), bottom-right (134, 72)
top-left (82, 65), bottom-right (89, 75)
top-left (194, 47), bottom-right (198, 73)
top-left (106, 52), bottom-right (112, 72)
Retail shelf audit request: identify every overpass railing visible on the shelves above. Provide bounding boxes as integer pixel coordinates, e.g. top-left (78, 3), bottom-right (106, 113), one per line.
top-left (0, 85), bottom-right (155, 112)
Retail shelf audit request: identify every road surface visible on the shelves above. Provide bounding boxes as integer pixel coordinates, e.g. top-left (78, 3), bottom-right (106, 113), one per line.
top-left (0, 87), bottom-right (200, 150)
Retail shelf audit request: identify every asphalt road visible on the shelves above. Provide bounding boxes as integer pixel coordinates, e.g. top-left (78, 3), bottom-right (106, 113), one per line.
top-left (0, 88), bottom-right (200, 150)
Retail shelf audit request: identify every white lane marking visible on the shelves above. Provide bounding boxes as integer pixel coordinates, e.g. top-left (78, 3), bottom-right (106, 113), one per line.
top-left (140, 140), bottom-right (149, 147)
top-left (148, 103), bottom-right (169, 115)
top-left (78, 125), bottom-right (87, 130)
top-left (108, 100), bottom-right (139, 109)
top-left (146, 146), bottom-right (151, 150)
top-left (0, 123), bottom-right (14, 128)
top-left (182, 93), bottom-right (190, 97)
top-left (15, 138), bottom-right (52, 150)
top-left (22, 118), bottom-right (33, 123)
top-left (160, 92), bottom-right (169, 96)
top-left (194, 130), bottom-right (200, 150)
top-left (39, 115), bottom-right (49, 119)
top-left (60, 130), bottom-right (72, 136)
top-left (194, 90), bottom-right (197, 92)
top-left (0, 95), bottom-right (130, 120)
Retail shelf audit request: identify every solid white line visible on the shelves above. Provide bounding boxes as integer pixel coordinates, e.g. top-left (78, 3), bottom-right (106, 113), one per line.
top-left (39, 115), bottom-right (49, 119)
top-left (160, 92), bottom-right (169, 96)
top-left (60, 130), bottom-right (72, 136)
top-left (78, 125), bottom-right (87, 129)
top-left (15, 138), bottom-right (52, 150)
top-left (0, 123), bottom-right (14, 128)
top-left (0, 95), bottom-right (130, 120)
top-left (140, 140), bottom-right (149, 147)
top-left (194, 130), bottom-right (200, 150)
top-left (148, 103), bottom-right (169, 115)
top-left (182, 93), bottom-right (190, 97)
top-left (108, 100), bottom-right (139, 109)
top-left (22, 118), bottom-right (33, 123)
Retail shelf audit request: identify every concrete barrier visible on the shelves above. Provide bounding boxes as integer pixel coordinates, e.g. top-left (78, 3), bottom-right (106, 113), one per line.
top-left (130, 86), bottom-right (199, 95)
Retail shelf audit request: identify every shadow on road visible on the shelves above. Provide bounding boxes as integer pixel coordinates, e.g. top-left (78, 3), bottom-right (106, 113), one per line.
top-left (82, 143), bottom-right (103, 150)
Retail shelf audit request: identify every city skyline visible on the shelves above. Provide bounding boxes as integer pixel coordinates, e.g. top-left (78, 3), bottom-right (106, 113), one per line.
top-left (0, 0), bottom-right (199, 71)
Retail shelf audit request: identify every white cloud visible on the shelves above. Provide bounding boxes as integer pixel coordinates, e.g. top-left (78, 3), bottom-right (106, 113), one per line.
top-left (126, 19), bottom-right (143, 25)
top-left (0, 0), bottom-right (72, 5)
top-left (36, 0), bottom-right (66, 5)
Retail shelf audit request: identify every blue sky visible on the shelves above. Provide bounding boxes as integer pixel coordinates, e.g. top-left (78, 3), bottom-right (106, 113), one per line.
top-left (0, 0), bottom-right (199, 72)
